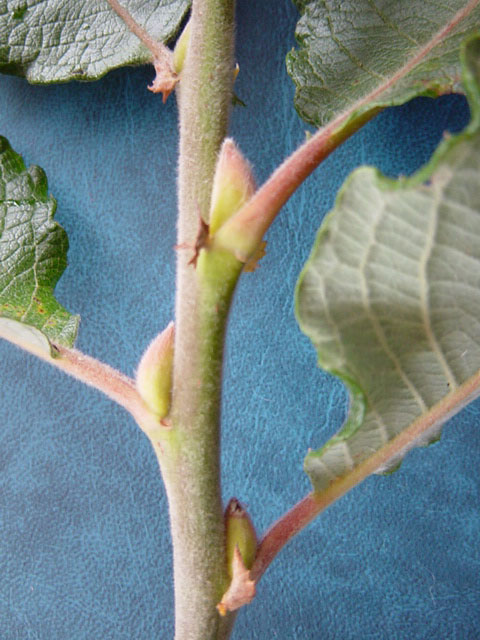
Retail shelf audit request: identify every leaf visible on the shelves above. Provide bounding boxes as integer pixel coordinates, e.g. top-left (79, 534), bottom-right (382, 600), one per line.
top-left (295, 35), bottom-right (480, 492)
top-left (0, 0), bottom-right (190, 83)
top-left (287, 0), bottom-right (480, 128)
top-left (0, 136), bottom-right (79, 353)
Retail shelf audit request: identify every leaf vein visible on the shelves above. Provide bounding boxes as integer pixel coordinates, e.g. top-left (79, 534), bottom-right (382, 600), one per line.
top-left (419, 188), bottom-right (460, 390)
top-left (360, 203), bottom-right (429, 413)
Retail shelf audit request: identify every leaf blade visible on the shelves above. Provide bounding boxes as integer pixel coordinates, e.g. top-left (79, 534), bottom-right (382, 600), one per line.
top-left (0, 137), bottom-right (79, 350)
top-left (287, 0), bottom-right (480, 128)
top-left (295, 35), bottom-right (480, 491)
top-left (0, 0), bottom-right (190, 83)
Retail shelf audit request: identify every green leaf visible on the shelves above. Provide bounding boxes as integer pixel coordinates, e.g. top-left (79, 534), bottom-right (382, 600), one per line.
top-left (0, 0), bottom-right (190, 83)
top-left (0, 136), bottom-right (79, 353)
top-left (295, 35), bottom-right (480, 492)
top-left (287, 0), bottom-right (480, 128)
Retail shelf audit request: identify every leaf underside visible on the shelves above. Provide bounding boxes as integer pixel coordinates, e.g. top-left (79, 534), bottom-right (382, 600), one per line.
top-left (0, 136), bottom-right (78, 349)
top-left (0, 0), bottom-right (190, 83)
top-left (296, 36), bottom-right (480, 492)
top-left (287, 0), bottom-right (480, 129)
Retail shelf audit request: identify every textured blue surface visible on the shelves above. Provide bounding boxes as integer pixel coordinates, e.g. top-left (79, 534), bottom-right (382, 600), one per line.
top-left (1, 3), bottom-right (479, 639)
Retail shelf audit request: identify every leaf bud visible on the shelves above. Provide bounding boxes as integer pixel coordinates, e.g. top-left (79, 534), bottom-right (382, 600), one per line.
top-left (135, 322), bottom-right (174, 418)
top-left (224, 497), bottom-right (257, 578)
top-left (209, 139), bottom-right (256, 235)
top-left (173, 20), bottom-right (191, 74)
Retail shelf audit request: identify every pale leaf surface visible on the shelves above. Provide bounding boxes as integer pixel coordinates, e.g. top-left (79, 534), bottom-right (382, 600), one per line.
top-left (296, 36), bottom-right (480, 491)
top-left (287, 0), bottom-right (480, 128)
top-left (0, 0), bottom-right (189, 83)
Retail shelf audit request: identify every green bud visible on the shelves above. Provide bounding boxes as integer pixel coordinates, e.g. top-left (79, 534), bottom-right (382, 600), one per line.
top-left (173, 20), bottom-right (191, 74)
top-left (224, 498), bottom-right (257, 578)
top-left (209, 139), bottom-right (256, 235)
top-left (135, 322), bottom-right (174, 418)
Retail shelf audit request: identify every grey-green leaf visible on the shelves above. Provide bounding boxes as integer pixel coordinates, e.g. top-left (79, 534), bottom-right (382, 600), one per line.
top-left (0, 136), bottom-right (79, 350)
top-left (0, 0), bottom-right (190, 83)
top-left (287, 0), bottom-right (480, 128)
top-left (295, 35), bottom-right (480, 492)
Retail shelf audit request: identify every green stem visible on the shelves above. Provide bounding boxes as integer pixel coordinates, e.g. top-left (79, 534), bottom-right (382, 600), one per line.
top-left (150, 1), bottom-right (238, 638)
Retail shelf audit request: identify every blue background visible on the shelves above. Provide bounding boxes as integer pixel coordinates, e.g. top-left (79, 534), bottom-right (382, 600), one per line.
top-left (1, 2), bottom-right (479, 639)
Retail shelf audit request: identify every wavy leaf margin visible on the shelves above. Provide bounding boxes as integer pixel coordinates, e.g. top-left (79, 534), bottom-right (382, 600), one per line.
top-left (295, 34), bottom-right (480, 492)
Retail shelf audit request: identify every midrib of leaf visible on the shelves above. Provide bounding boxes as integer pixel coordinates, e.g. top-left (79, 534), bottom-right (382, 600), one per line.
top-left (338, 364), bottom-right (478, 502)
top-left (251, 363), bottom-right (480, 583)
top-left (344, 368), bottom-right (480, 483)
top-left (305, 0), bottom-right (479, 136)
top-left (362, 0), bottom-right (478, 98)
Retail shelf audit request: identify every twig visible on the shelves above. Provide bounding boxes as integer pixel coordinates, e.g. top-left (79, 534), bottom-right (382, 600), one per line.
top-left (52, 344), bottom-right (160, 431)
top-left (0, 326), bottom-right (160, 433)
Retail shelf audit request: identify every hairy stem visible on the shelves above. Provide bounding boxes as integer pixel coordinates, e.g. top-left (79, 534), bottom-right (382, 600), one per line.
top-left (251, 368), bottom-right (480, 583)
top-left (52, 345), bottom-right (159, 431)
top-left (152, 1), bottom-right (237, 638)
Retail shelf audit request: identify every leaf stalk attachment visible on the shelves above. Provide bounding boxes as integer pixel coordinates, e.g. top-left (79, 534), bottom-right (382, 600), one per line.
top-left (151, 0), bottom-right (241, 638)
top-left (105, 0), bottom-right (178, 100)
